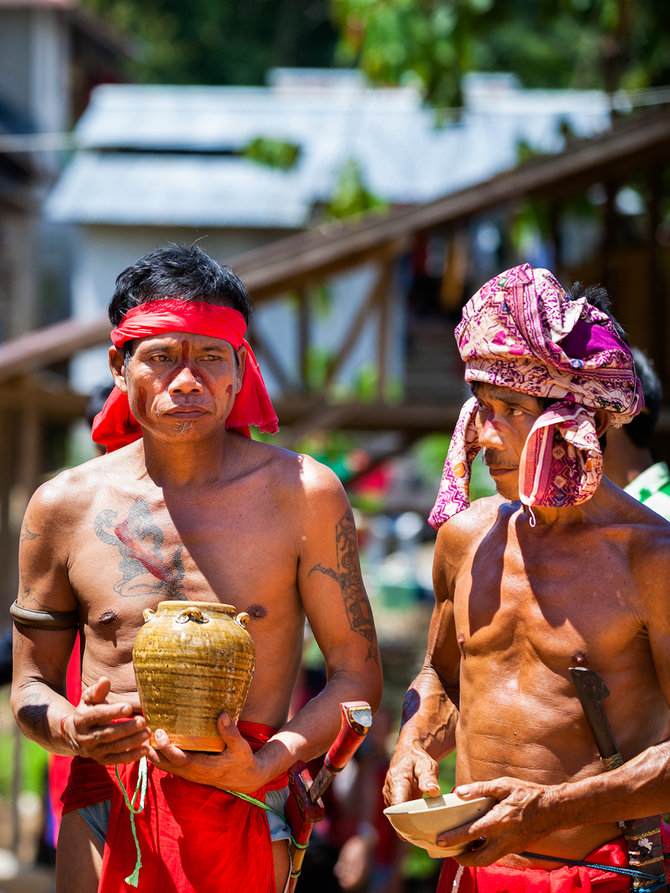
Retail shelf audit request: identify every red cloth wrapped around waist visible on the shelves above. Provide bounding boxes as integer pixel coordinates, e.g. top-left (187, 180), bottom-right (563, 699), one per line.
top-left (437, 838), bottom-right (638, 893)
top-left (99, 761), bottom-right (276, 892)
top-left (60, 722), bottom-right (284, 893)
top-left (61, 720), bottom-right (288, 813)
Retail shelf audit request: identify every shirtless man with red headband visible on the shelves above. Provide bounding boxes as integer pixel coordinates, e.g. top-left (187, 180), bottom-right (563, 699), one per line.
top-left (10, 244), bottom-right (382, 893)
top-left (384, 264), bottom-right (670, 893)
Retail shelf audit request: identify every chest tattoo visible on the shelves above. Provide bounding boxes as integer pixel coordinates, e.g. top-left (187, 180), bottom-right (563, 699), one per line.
top-left (309, 509), bottom-right (377, 661)
top-left (94, 498), bottom-right (186, 599)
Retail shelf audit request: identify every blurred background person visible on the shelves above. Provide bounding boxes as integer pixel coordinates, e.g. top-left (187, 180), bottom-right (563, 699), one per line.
top-left (604, 347), bottom-right (670, 521)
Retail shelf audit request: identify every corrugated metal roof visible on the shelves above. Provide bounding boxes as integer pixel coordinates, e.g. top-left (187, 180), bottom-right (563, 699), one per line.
top-left (47, 153), bottom-right (309, 226)
top-left (46, 72), bottom-right (614, 227)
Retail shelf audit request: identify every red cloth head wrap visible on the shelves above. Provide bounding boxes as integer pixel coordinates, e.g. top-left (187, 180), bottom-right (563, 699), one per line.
top-left (91, 299), bottom-right (278, 451)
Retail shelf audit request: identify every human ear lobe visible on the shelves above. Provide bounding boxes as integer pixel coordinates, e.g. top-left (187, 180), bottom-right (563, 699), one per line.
top-left (109, 347), bottom-right (128, 394)
top-left (234, 346), bottom-right (247, 395)
top-left (594, 409), bottom-right (611, 438)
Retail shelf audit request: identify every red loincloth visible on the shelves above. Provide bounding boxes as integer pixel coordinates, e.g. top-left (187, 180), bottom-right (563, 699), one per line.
top-left (62, 722), bottom-right (286, 892)
top-left (436, 838), bottom-right (643, 893)
top-left (46, 635), bottom-right (83, 847)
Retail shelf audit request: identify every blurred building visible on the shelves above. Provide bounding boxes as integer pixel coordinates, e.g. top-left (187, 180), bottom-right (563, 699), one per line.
top-left (0, 0), bottom-right (128, 615)
top-left (44, 68), bottom-right (614, 397)
top-left (0, 0), bottom-right (128, 340)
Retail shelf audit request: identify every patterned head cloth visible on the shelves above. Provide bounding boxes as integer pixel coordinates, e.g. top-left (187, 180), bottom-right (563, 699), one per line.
top-left (428, 263), bottom-right (643, 529)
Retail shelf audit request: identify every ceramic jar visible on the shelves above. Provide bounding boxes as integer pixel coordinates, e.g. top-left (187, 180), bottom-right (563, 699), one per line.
top-left (132, 601), bottom-right (255, 752)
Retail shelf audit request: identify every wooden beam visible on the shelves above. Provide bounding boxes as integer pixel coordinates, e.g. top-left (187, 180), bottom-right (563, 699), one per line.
top-left (231, 112), bottom-right (670, 297)
top-left (247, 323), bottom-right (297, 394)
top-left (272, 397), bottom-right (460, 435)
top-left (0, 374), bottom-right (88, 417)
top-left (297, 289), bottom-right (309, 391)
top-left (0, 315), bottom-right (110, 383)
top-left (323, 261), bottom-right (392, 389)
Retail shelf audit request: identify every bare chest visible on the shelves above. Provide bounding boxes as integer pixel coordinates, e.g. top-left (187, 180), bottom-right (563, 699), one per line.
top-left (68, 490), bottom-right (299, 642)
top-left (453, 527), bottom-right (642, 672)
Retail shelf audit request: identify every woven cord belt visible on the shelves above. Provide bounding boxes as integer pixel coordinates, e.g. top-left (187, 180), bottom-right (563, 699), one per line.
top-left (522, 851), bottom-right (668, 891)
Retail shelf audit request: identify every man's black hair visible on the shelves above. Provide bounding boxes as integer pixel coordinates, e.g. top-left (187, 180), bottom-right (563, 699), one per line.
top-left (566, 281), bottom-right (628, 343)
top-left (85, 382), bottom-right (114, 428)
top-left (108, 244), bottom-right (253, 327)
top-left (624, 347), bottom-right (662, 450)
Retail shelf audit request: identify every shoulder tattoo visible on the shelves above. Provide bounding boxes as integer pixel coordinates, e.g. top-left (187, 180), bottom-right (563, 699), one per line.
top-left (20, 522), bottom-right (40, 544)
top-left (309, 509), bottom-right (378, 662)
top-left (94, 498), bottom-right (187, 599)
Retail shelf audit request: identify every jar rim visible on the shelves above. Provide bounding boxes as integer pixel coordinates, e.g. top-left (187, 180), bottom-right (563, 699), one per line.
top-left (154, 600), bottom-right (237, 614)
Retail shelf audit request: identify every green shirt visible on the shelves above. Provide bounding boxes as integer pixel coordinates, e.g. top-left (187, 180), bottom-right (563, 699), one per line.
top-left (624, 461), bottom-right (670, 522)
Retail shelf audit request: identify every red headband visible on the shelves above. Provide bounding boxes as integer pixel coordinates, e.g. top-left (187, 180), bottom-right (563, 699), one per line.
top-left (91, 299), bottom-right (279, 451)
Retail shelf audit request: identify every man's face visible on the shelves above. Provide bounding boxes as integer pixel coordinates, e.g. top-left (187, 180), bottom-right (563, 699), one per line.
top-left (112, 331), bottom-right (246, 441)
top-left (472, 381), bottom-right (545, 500)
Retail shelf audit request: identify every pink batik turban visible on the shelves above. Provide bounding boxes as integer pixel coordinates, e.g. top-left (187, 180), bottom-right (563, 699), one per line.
top-left (428, 263), bottom-right (643, 529)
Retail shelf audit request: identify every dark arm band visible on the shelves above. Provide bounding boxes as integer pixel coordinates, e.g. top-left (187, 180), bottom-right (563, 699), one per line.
top-left (10, 600), bottom-right (79, 630)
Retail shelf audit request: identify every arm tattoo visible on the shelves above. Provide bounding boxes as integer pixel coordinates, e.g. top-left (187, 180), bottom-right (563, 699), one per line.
top-left (20, 522), bottom-right (39, 544)
top-left (309, 509), bottom-right (377, 661)
top-left (400, 689), bottom-right (421, 728)
top-left (17, 694), bottom-right (51, 744)
top-left (94, 498), bottom-right (187, 599)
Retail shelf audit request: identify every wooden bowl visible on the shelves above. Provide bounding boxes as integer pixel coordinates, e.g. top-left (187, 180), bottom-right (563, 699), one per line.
top-left (383, 793), bottom-right (494, 858)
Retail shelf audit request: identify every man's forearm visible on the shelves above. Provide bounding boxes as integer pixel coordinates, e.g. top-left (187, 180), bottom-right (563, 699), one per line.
top-left (258, 669), bottom-right (381, 783)
top-left (397, 667), bottom-right (458, 762)
top-left (11, 680), bottom-right (73, 756)
top-left (548, 738), bottom-right (670, 829)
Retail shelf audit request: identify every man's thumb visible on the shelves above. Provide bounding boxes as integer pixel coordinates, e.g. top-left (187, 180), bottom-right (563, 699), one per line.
top-left (216, 712), bottom-right (239, 745)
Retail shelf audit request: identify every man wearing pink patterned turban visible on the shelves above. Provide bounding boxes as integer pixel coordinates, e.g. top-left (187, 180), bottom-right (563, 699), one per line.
top-left (384, 264), bottom-right (670, 893)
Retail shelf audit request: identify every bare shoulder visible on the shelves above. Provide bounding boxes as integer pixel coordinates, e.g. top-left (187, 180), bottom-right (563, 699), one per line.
top-left (435, 493), bottom-right (509, 559)
top-left (246, 440), bottom-right (348, 505)
top-left (24, 453), bottom-right (109, 531)
top-left (598, 480), bottom-right (670, 597)
top-left (433, 494), bottom-right (509, 597)
top-left (602, 478), bottom-right (670, 541)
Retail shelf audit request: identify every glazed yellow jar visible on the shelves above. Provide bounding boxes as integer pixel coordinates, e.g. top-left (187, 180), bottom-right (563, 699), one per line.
top-left (132, 601), bottom-right (255, 752)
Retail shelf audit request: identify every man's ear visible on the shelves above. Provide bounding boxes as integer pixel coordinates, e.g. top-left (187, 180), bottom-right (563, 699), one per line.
top-left (109, 347), bottom-right (128, 394)
top-left (235, 346), bottom-right (247, 395)
top-left (594, 409), bottom-right (611, 438)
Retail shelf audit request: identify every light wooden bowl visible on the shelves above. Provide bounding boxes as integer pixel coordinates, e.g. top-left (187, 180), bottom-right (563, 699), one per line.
top-left (384, 793), bottom-right (494, 858)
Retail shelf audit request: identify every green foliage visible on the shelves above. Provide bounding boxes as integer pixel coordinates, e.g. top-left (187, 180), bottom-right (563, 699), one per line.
top-left (79, 0), bottom-right (339, 85)
top-left (412, 434), bottom-right (496, 500)
top-left (0, 731), bottom-right (48, 798)
top-left (323, 158), bottom-right (389, 221)
top-left (331, 0), bottom-right (492, 107)
top-left (242, 137), bottom-right (301, 170)
top-left (330, 0), bottom-right (670, 106)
